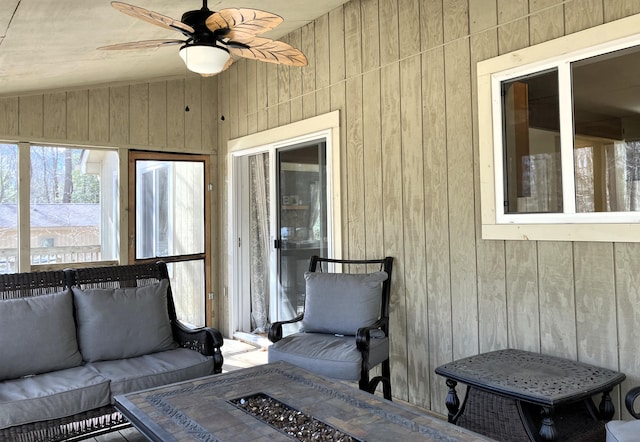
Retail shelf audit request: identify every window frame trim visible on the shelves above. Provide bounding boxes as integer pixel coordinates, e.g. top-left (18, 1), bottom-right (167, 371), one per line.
top-left (478, 12), bottom-right (640, 242)
top-left (0, 141), bottom-right (122, 272)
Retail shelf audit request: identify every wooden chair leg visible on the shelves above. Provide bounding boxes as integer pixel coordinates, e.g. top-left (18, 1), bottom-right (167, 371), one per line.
top-left (361, 360), bottom-right (393, 401)
top-left (381, 359), bottom-right (392, 400)
top-left (359, 376), bottom-right (370, 393)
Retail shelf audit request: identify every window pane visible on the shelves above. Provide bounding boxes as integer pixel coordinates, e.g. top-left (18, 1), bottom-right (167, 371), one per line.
top-left (277, 142), bottom-right (327, 326)
top-left (135, 160), bottom-right (204, 259)
top-left (572, 45), bottom-right (640, 212)
top-left (166, 260), bottom-right (205, 327)
top-left (501, 70), bottom-right (563, 214)
top-left (30, 146), bottom-right (119, 265)
top-left (0, 144), bottom-right (18, 274)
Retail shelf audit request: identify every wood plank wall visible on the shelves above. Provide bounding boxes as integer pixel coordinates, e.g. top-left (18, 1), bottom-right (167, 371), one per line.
top-left (0, 76), bottom-right (220, 323)
top-left (216, 0), bottom-right (640, 417)
top-left (2, 0), bottom-right (640, 420)
top-left (0, 78), bottom-right (217, 153)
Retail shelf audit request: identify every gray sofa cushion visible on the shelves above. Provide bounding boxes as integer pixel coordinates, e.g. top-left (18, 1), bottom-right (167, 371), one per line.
top-left (268, 332), bottom-right (389, 380)
top-left (0, 290), bottom-right (82, 381)
top-left (86, 348), bottom-right (214, 400)
top-left (0, 366), bottom-right (111, 430)
top-left (302, 271), bottom-right (388, 335)
top-left (606, 420), bottom-right (640, 442)
top-left (73, 280), bottom-right (177, 362)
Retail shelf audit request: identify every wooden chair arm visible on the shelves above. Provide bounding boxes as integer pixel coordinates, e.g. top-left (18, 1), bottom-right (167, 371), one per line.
top-left (268, 314), bottom-right (304, 343)
top-left (171, 321), bottom-right (224, 373)
top-left (625, 385), bottom-right (640, 419)
top-left (356, 319), bottom-right (387, 351)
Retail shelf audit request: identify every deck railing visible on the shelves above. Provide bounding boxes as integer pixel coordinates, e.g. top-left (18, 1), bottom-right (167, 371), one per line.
top-left (0, 245), bottom-right (102, 273)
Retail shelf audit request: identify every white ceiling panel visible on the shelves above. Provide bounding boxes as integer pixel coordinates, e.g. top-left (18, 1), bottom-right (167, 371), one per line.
top-left (0, 0), bottom-right (349, 97)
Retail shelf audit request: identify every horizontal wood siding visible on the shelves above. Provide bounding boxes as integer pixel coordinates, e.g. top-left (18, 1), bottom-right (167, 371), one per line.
top-left (215, 0), bottom-right (640, 418)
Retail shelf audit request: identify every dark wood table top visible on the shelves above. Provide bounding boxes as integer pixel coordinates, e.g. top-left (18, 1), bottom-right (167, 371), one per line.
top-left (114, 361), bottom-right (493, 441)
top-left (435, 349), bottom-right (626, 407)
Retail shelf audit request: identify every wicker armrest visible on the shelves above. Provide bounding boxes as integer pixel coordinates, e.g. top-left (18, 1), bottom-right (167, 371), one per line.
top-left (172, 321), bottom-right (224, 373)
top-left (625, 386), bottom-right (640, 419)
top-left (356, 318), bottom-right (387, 351)
top-left (268, 314), bottom-right (304, 343)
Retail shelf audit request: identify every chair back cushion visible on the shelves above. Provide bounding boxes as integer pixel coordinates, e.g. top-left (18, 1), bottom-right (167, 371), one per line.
top-left (72, 279), bottom-right (176, 362)
top-left (0, 290), bottom-right (82, 381)
top-left (302, 271), bottom-right (388, 335)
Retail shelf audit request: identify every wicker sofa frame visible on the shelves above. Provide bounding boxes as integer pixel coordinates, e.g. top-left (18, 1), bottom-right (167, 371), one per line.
top-left (0, 261), bottom-right (224, 442)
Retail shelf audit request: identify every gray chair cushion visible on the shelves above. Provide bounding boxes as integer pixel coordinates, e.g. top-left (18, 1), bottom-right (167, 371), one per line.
top-left (302, 271), bottom-right (388, 335)
top-left (0, 290), bottom-right (82, 381)
top-left (268, 332), bottom-right (389, 380)
top-left (606, 420), bottom-right (640, 442)
top-left (72, 280), bottom-right (177, 362)
top-left (86, 348), bottom-right (214, 400)
top-left (0, 366), bottom-right (111, 430)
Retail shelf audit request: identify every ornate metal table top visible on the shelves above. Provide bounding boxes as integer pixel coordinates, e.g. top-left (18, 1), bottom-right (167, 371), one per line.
top-left (435, 349), bottom-right (625, 406)
top-left (115, 361), bottom-right (492, 442)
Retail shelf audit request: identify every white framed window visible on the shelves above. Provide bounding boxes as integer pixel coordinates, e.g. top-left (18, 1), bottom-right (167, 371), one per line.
top-left (0, 142), bottom-right (119, 272)
top-left (478, 13), bottom-right (640, 242)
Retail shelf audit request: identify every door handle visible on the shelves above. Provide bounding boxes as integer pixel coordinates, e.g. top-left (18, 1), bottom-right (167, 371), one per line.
top-left (274, 239), bottom-right (281, 249)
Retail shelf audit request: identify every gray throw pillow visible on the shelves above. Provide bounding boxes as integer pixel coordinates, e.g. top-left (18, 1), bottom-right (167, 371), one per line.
top-left (0, 290), bottom-right (82, 381)
top-left (302, 271), bottom-right (388, 336)
top-left (72, 280), bottom-right (176, 362)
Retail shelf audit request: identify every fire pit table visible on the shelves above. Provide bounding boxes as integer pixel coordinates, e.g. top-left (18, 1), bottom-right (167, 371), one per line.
top-left (114, 361), bottom-right (492, 441)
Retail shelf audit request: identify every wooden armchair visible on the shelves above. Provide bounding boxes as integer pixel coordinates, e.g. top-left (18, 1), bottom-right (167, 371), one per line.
top-left (268, 255), bottom-right (393, 400)
top-left (605, 386), bottom-right (640, 441)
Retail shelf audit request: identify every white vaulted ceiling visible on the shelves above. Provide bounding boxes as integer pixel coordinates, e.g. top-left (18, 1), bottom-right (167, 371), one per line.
top-left (0, 0), bottom-right (349, 97)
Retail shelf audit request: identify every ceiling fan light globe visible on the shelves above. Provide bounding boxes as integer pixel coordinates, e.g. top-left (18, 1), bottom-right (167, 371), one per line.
top-left (179, 44), bottom-right (230, 75)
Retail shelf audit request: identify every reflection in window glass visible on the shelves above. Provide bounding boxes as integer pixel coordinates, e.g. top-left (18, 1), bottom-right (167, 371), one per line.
top-left (29, 146), bottom-right (119, 266)
top-left (0, 144), bottom-right (18, 274)
top-left (572, 46), bottom-right (640, 213)
top-left (501, 70), bottom-right (562, 214)
top-left (277, 142), bottom-right (328, 325)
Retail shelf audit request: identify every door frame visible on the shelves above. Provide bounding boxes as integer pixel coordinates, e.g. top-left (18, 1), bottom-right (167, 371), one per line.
top-left (227, 111), bottom-right (341, 337)
top-left (128, 150), bottom-right (213, 326)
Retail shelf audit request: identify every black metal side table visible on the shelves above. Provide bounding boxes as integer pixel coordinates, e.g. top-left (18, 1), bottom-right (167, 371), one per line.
top-left (435, 349), bottom-right (626, 442)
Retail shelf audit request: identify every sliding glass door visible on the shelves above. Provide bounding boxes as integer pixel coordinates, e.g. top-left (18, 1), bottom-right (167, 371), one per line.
top-left (275, 141), bottom-right (328, 322)
top-left (232, 139), bottom-right (329, 336)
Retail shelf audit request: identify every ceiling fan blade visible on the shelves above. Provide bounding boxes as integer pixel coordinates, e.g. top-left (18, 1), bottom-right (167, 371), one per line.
top-left (111, 1), bottom-right (194, 35)
top-left (98, 39), bottom-right (185, 50)
top-left (228, 35), bottom-right (308, 67)
top-left (206, 8), bottom-right (283, 36)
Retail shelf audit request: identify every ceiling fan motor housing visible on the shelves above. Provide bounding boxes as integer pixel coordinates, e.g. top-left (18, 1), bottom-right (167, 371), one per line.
top-left (181, 8), bottom-right (225, 45)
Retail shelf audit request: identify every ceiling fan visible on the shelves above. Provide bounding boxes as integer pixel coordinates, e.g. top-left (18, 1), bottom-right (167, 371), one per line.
top-left (99, 1), bottom-right (308, 76)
